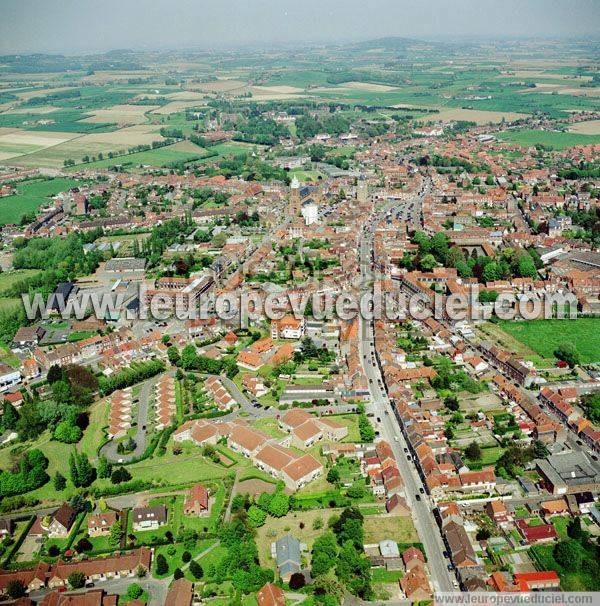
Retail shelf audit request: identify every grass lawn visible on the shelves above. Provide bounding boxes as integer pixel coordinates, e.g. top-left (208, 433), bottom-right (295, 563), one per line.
top-left (79, 399), bottom-right (109, 462)
top-left (250, 417), bottom-right (287, 439)
top-left (465, 446), bottom-right (504, 469)
top-left (254, 509), bottom-right (334, 569)
top-left (497, 318), bottom-right (600, 364)
top-left (530, 544), bottom-right (600, 591)
top-left (0, 269), bottom-right (40, 295)
top-left (363, 515), bottom-right (419, 547)
top-left (371, 568), bottom-right (403, 583)
top-left (497, 129), bottom-right (600, 150)
top-left (0, 435), bottom-right (77, 503)
top-left (0, 178), bottom-right (81, 225)
top-left (551, 516), bottom-right (570, 539)
top-left (153, 538), bottom-right (217, 579)
top-left (332, 414), bottom-right (361, 443)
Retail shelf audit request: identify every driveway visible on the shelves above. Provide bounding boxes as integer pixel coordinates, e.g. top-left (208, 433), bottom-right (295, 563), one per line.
top-left (100, 376), bottom-right (159, 464)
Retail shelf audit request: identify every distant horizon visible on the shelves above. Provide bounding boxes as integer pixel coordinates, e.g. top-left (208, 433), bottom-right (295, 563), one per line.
top-left (1, 0), bottom-right (598, 55)
top-left (2, 34), bottom-right (600, 58)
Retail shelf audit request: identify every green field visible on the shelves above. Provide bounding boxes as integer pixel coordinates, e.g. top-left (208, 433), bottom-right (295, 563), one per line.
top-left (497, 318), bottom-right (600, 364)
top-left (74, 141), bottom-right (208, 170)
top-left (497, 129), bottom-right (600, 150)
top-left (0, 177), bottom-right (81, 225)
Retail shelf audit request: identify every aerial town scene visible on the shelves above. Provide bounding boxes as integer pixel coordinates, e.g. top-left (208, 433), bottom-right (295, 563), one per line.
top-left (0, 1), bottom-right (598, 605)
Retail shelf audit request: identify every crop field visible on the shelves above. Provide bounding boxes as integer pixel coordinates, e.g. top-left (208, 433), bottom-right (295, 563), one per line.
top-left (569, 120), bottom-right (600, 135)
top-left (0, 177), bottom-right (81, 224)
top-left (497, 318), bottom-right (600, 364)
top-left (497, 129), bottom-right (600, 150)
top-left (73, 140), bottom-right (205, 169)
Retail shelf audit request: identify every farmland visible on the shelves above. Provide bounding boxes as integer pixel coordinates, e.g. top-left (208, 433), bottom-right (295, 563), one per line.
top-left (497, 318), bottom-right (600, 364)
top-left (496, 129), bottom-right (600, 150)
top-left (0, 177), bottom-right (81, 225)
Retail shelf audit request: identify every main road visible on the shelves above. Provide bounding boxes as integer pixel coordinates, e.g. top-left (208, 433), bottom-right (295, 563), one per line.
top-left (357, 180), bottom-right (456, 594)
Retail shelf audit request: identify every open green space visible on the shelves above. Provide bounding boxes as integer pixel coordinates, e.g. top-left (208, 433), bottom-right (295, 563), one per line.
top-left (497, 129), bottom-right (600, 150)
top-left (497, 318), bottom-right (600, 364)
top-left (0, 177), bottom-right (81, 225)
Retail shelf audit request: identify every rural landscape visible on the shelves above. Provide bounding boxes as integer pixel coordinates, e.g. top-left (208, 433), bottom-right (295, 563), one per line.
top-left (0, 1), bottom-right (598, 605)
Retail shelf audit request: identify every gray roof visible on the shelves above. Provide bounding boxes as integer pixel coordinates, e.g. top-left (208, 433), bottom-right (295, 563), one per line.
top-left (275, 534), bottom-right (301, 569)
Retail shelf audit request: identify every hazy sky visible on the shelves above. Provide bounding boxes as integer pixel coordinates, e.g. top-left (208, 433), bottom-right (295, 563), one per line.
top-left (1, 0), bottom-right (598, 54)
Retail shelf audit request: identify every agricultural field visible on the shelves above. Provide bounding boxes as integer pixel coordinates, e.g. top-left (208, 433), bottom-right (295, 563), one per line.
top-left (496, 318), bottom-right (600, 364)
top-left (496, 129), bottom-right (600, 150)
top-left (0, 177), bottom-right (81, 225)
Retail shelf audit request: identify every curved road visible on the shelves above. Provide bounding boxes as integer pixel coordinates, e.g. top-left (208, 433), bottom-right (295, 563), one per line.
top-left (100, 377), bottom-right (158, 464)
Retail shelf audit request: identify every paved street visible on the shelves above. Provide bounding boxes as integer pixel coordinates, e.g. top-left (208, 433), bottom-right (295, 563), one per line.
top-left (357, 182), bottom-right (456, 595)
top-left (100, 376), bottom-right (160, 463)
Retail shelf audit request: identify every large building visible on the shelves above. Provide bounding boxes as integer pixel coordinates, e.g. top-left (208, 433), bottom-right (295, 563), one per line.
top-left (536, 451), bottom-right (600, 495)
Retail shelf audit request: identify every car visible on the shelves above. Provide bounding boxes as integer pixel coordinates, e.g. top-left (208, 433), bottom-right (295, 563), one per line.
top-left (369, 378), bottom-right (373, 384)
top-left (141, 425), bottom-right (146, 431)
top-left (443, 550), bottom-right (449, 558)
top-left (403, 447), bottom-right (408, 453)
top-left (407, 455), bottom-right (412, 461)
top-left (447, 564), bottom-right (454, 571)
top-left (394, 436), bottom-right (399, 442)
top-left (415, 494), bottom-right (421, 501)
top-left (376, 417), bottom-right (381, 422)
top-left (384, 409), bottom-right (389, 415)
top-left (453, 580), bottom-right (459, 588)
top-left (419, 487), bottom-right (425, 494)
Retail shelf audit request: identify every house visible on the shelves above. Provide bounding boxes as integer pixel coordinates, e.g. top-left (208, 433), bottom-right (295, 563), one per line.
top-left (386, 494), bottom-right (410, 515)
top-left (541, 498), bottom-right (569, 517)
top-left (0, 548), bottom-right (151, 593)
top-left (39, 588), bottom-right (119, 605)
top-left (88, 512), bottom-right (118, 537)
top-left (274, 535), bottom-right (301, 582)
top-left (0, 364), bottom-right (20, 393)
top-left (12, 326), bottom-right (45, 349)
top-left (4, 391), bottom-right (24, 409)
top-left (280, 453), bottom-right (323, 490)
top-left (271, 316), bottom-right (306, 340)
top-left (486, 500), bottom-right (510, 523)
top-left (399, 562), bottom-right (431, 601)
top-left (514, 571), bottom-right (560, 591)
top-left (443, 520), bottom-right (478, 568)
top-left (132, 506), bottom-right (167, 531)
top-left (402, 546), bottom-right (425, 571)
top-left (165, 578), bottom-right (193, 606)
top-left (48, 504), bottom-right (77, 538)
top-left (183, 484), bottom-right (210, 516)
top-left (515, 519), bottom-right (558, 544)
top-left (257, 582), bottom-right (286, 606)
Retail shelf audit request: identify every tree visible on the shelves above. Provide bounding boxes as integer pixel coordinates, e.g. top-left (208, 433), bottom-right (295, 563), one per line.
top-left (554, 343), bottom-right (580, 368)
top-left (532, 440), bottom-right (549, 459)
top-left (553, 539), bottom-right (584, 572)
top-left (108, 520), bottom-right (123, 547)
top-left (54, 420), bottom-right (82, 444)
top-left (75, 537), bottom-right (93, 553)
top-left (126, 583), bottom-right (143, 600)
top-left (267, 492), bottom-right (289, 518)
top-left (444, 395), bottom-right (459, 411)
top-left (173, 568), bottom-right (184, 580)
top-left (189, 559), bottom-right (203, 580)
top-left (53, 472), bottom-right (66, 491)
top-left (182, 550), bottom-right (192, 563)
top-left (155, 553), bottom-right (168, 575)
top-left (311, 531), bottom-right (338, 577)
top-left (247, 505), bottom-right (267, 527)
top-left (465, 441), bottom-right (482, 461)
top-left (419, 253), bottom-right (437, 271)
top-left (6, 580), bottom-right (26, 599)
top-left (326, 467), bottom-right (340, 485)
top-left (476, 528), bottom-right (491, 541)
top-left (68, 571), bottom-right (86, 589)
top-left (289, 572), bottom-right (306, 590)
top-left (567, 517), bottom-right (587, 542)
top-left (69, 452), bottom-right (95, 488)
top-left (111, 466), bottom-right (132, 484)
top-left (2, 401), bottom-right (19, 430)
top-left (47, 365), bottom-right (64, 384)
top-left (97, 456), bottom-right (112, 479)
